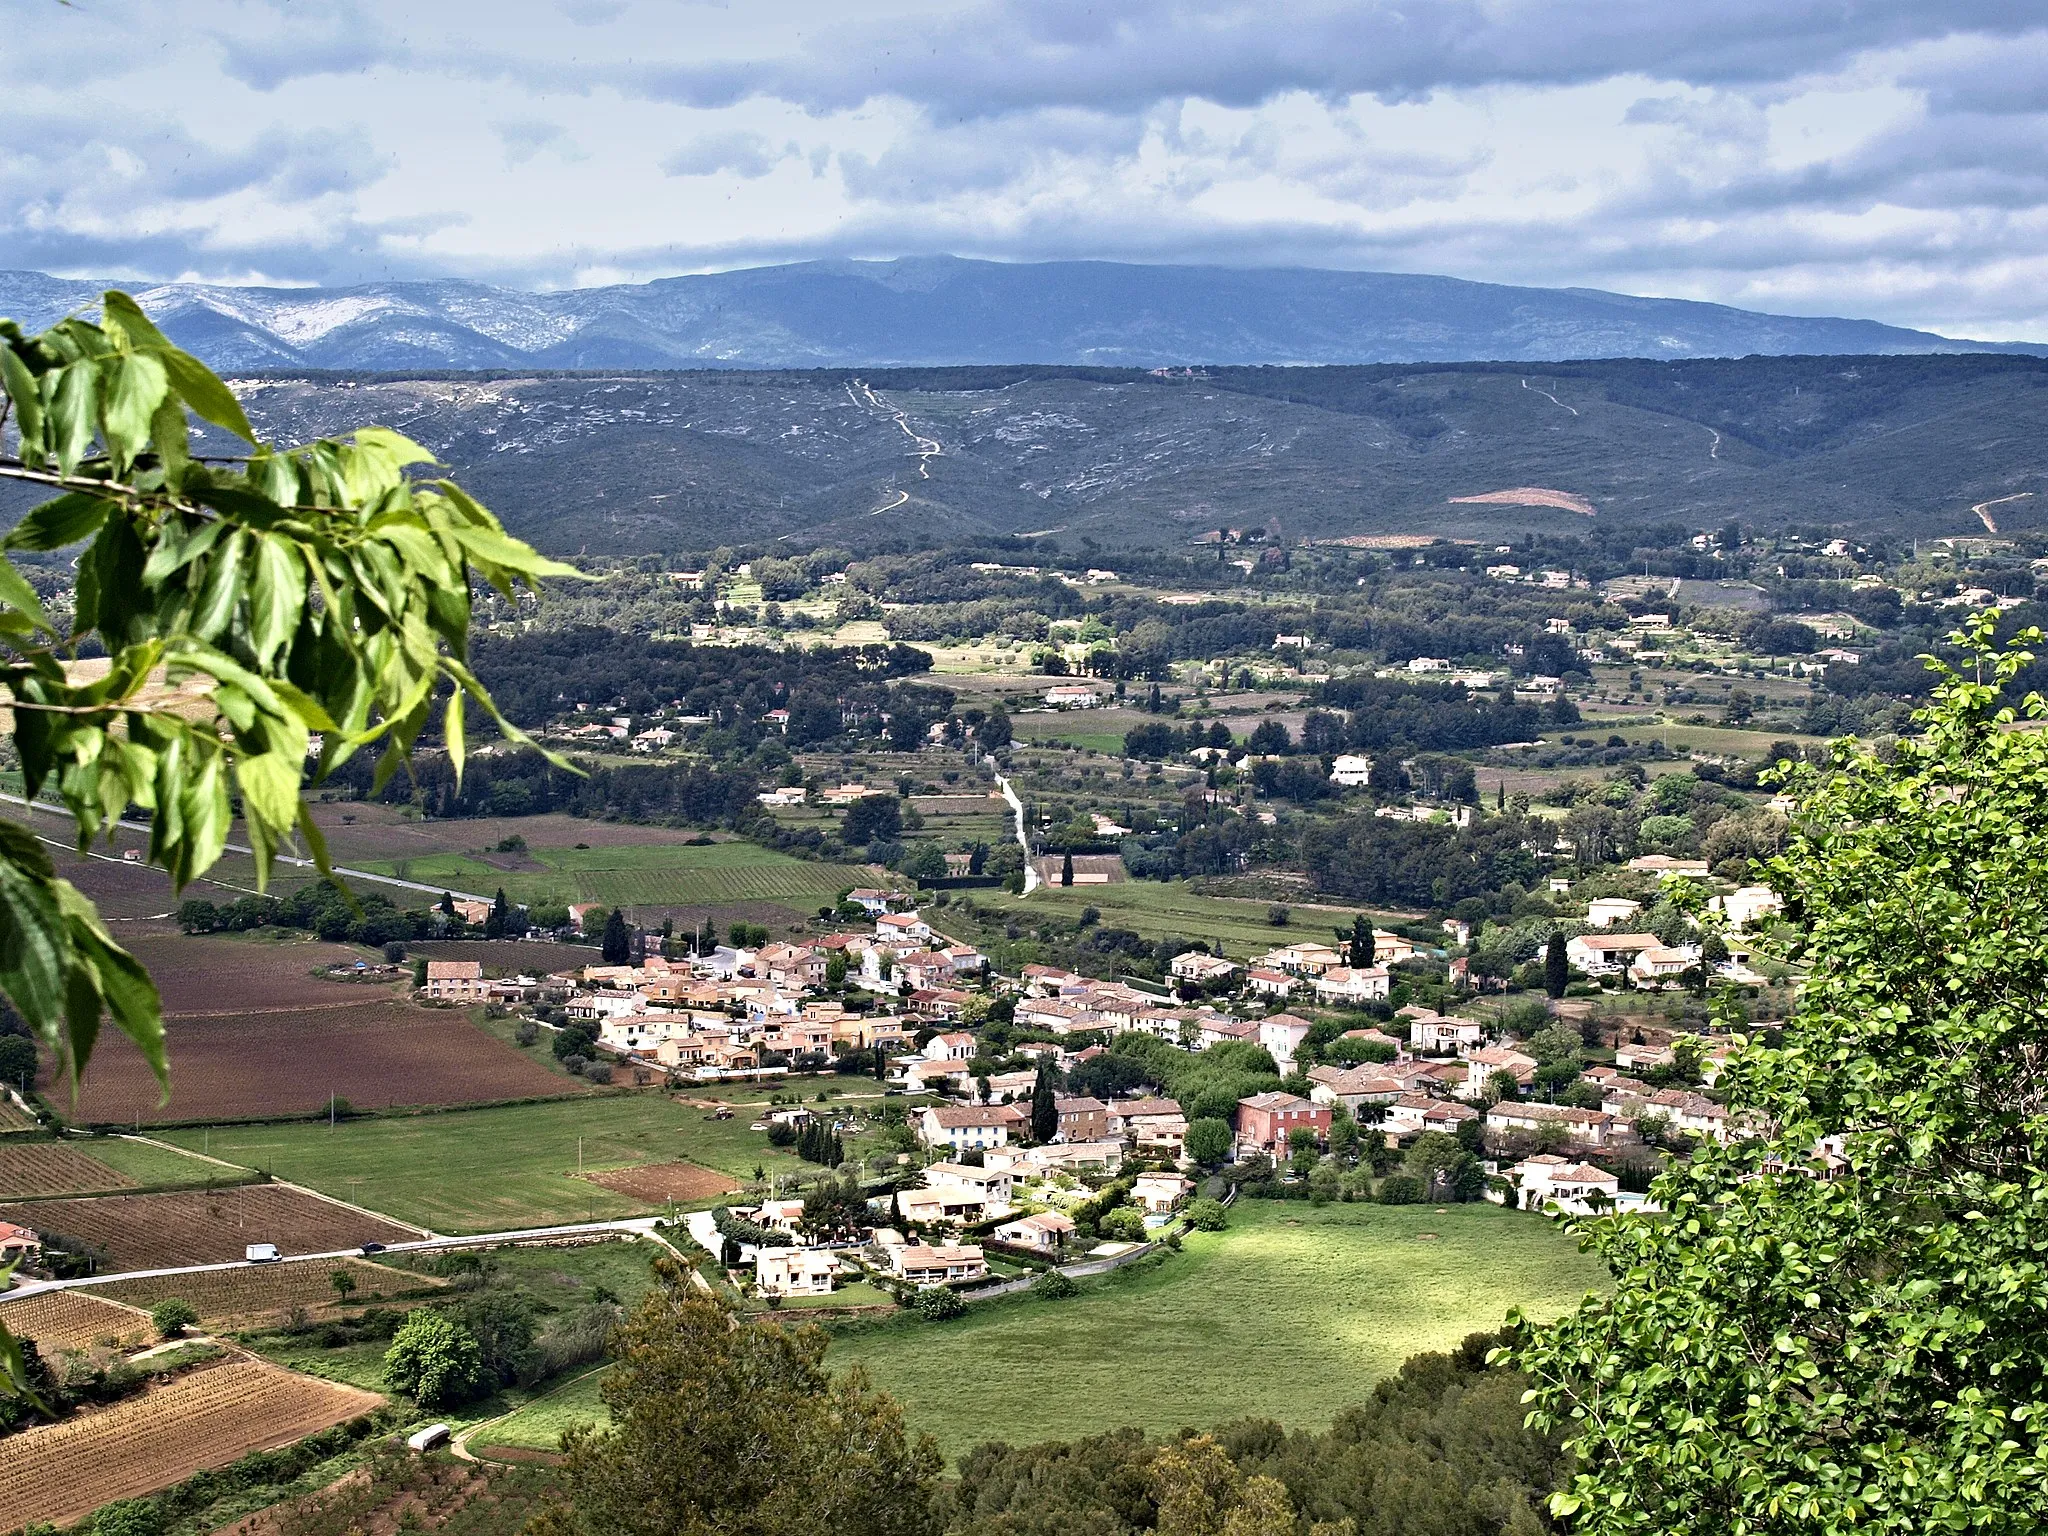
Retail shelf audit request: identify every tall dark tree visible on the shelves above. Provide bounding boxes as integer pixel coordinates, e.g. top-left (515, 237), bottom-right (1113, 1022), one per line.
top-left (1543, 932), bottom-right (1569, 999)
top-left (1030, 1061), bottom-right (1059, 1144)
top-left (485, 887), bottom-right (510, 940)
top-left (1342, 914), bottom-right (1375, 970)
top-left (601, 908), bottom-right (632, 965)
top-left (1060, 851), bottom-right (1075, 887)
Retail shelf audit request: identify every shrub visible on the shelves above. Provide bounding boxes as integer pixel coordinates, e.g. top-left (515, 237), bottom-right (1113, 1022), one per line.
top-left (150, 1298), bottom-right (199, 1339)
top-left (94, 1501), bottom-right (165, 1536)
top-left (914, 1286), bottom-right (965, 1322)
top-left (1184, 1197), bottom-right (1229, 1232)
top-left (1377, 1174), bottom-right (1425, 1205)
top-left (1100, 1208), bottom-right (1148, 1243)
top-left (1033, 1269), bottom-right (1078, 1300)
top-left (514, 1019), bottom-right (540, 1047)
top-left (383, 1310), bottom-right (489, 1410)
top-left (766, 1121), bottom-right (798, 1147)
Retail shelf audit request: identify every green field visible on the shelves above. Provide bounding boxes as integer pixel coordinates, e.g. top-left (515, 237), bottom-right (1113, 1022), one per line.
top-left (156, 1093), bottom-right (893, 1233)
top-left (483, 1365), bottom-right (610, 1451)
top-left (77, 1134), bottom-right (249, 1188)
top-left (353, 840), bottom-right (869, 912)
top-left (481, 1202), bottom-right (1606, 1461)
top-left (833, 1202), bottom-right (1606, 1459)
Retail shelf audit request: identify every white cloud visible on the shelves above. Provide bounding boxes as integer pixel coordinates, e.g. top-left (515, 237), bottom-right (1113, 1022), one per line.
top-left (6, 1), bottom-right (2048, 339)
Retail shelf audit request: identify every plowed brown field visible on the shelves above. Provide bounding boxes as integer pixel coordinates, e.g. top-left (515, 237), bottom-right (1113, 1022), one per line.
top-left (0, 1290), bottom-right (150, 1352)
top-left (0, 1357), bottom-right (382, 1526)
top-left (0, 1186), bottom-right (423, 1271)
top-left (0, 1141), bottom-right (136, 1197)
top-left (98, 1256), bottom-right (441, 1326)
top-left (581, 1160), bottom-right (739, 1203)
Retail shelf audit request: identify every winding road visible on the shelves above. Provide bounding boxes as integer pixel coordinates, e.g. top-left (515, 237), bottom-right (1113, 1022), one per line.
top-left (1971, 491), bottom-right (2033, 534)
top-left (849, 379), bottom-right (942, 514)
top-left (995, 773), bottom-right (1040, 893)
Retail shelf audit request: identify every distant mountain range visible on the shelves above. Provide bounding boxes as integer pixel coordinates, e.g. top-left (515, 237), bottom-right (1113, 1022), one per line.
top-left (1, 258), bottom-right (2037, 371)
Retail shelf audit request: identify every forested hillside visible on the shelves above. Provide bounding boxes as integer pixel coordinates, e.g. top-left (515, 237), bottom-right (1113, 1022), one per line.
top-left (70, 354), bottom-right (2047, 553)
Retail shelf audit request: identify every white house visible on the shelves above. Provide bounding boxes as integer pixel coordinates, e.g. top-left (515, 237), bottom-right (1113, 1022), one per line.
top-left (993, 1211), bottom-right (1076, 1250)
top-left (1629, 944), bottom-right (1701, 986)
top-left (1131, 1173), bottom-right (1194, 1215)
top-left (1044, 685), bottom-right (1101, 709)
top-left (1314, 965), bottom-right (1390, 1005)
top-left (1566, 933), bottom-right (1660, 975)
top-left (1583, 897), bottom-right (1642, 930)
top-left (1507, 1154), bottom-right (1621, 1214)
top-left (1329, 754), bottom-right (1374, 787)
top-left (886, 1243), bottom-right (988, 1287)
top-left (923, 1031), bottom-right (977, 1063)
top-left (1485, 1102), bottom-right (1626, 1148)
top-left (877, 912), bottom-right (932, 942)
top-left (1257, 1013), bottom-right (1315, 1067)
top-left (1717, 886), bottom-right (1782, 930)
top-left (1409, 1016), bottom-right (1485, 1056)
top-left (1305, 1064), bottom-right (1404, 1115)
top-left (919, 1104), bottom-right (1027, 1153)
top-left (1170, 952), bottom-right (1242, 986)
top-left (924, 1161), bottom-right (1014, 1207)
top-left (756, 1248), bottom-right (841, 1297)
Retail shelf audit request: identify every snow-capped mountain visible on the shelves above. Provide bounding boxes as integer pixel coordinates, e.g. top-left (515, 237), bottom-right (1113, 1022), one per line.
top-left (0, 257), bottom-right (2028, 371)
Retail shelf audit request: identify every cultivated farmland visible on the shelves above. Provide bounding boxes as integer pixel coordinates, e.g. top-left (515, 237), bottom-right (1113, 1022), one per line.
top-left (0, 1289), bottom-right (150, 1352)
top-left (49, 932), bottom-right (580, 1126)
top-left (0, 1141), bottom-right (139, 1197)
top-left (0, 1357), bottom-right (383, 1527)
top-left (580, 1160), bottom-right (739, 1204)
top-left (97, 1257), bottom-right (442, 1327)
top-left (0, 1186), bottom-right (424, 1271)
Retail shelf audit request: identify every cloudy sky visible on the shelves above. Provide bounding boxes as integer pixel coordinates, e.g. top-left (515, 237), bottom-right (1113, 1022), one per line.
top-left (12, 0), bottom-right (2048, 338)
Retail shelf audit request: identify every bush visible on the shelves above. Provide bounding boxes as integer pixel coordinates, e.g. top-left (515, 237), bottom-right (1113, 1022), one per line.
top-left (383, 1310), bottom-right (490, 1410)
top-left (1184, 1197), bottom-right (1229, 1231)
top-left (766, 1121), bottom-right (798, 1147)
top-left (1100, 1207), bottom-right (1148, 1243)
top-left (94, 1500), bottom-right (165, 1536)
top-left (150, 1298), bottom-right (199, 1339)
top-left (1033, 1269), bottom-right (1078, 1300)
top-left (914, 1286), bottom-right (965, 1322)
top-left (514, 1019), bottom-right (540, 1047)
top-left (1377, 1174), bottom-right (1426, 1205)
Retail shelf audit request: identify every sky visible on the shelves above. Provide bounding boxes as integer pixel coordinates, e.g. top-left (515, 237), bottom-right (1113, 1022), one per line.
top-left (11, 0), bottom-right (2048, 338)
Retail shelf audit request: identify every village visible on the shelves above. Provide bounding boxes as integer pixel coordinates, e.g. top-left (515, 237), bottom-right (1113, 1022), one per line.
top-left (402, 861), bottom-right (1786, 1305)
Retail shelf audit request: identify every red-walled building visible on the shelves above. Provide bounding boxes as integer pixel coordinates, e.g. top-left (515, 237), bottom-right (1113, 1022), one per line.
top-left (1234, 1090), bottom-right (1330, 1154)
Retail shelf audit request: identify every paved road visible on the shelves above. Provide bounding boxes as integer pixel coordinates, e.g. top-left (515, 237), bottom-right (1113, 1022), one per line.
top-left (6, 1215), bottom-right (673, 1301)
top-left (0, 792), bottom-right (491, 904)
top-left (995, 774), bottom-right (1041, 894)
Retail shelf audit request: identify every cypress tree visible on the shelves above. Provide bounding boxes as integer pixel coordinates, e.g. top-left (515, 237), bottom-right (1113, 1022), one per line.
top-left (602, 908), bottom-right (632, 964)
top-left (1030, 1062), bottom-right (1058, 1144)
top-left (1544, 932), bottom-right (1569, 999)
top-left (1061, 851), bottom-right (1074, 887)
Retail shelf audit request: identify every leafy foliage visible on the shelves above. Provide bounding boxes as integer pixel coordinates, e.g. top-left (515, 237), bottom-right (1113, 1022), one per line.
top-left (532, 1264), bottom-right (942, 1536)
top-left (0, 292), bottom-right (565, 1397)
top-left (383, 1309), bottom-right (490, 1410)
top-left (1513, 616), bottom-right (2048, 1534)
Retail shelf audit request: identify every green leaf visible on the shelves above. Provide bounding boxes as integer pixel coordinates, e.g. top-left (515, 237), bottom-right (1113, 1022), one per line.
top-left (55, 879), bottom-right (164, 1096)
top-left (48, 360), bottom-right (98, 476)
top-left (98, 350), bottom-right (170, 470)
top-left (3, 492), bottom-right (109, 552)
top-left (0, 556), bottom-right (51, 633)
top-left (159, 346), bottom-right (256, 444)
top-left (445, 519), bottom-right (583, 580)
top-left (444, 682), bottom-right (466, 785)
top-left (99, 290), bottom-right (173, 352)
top-left (0, 344), bottom-right (45, 465)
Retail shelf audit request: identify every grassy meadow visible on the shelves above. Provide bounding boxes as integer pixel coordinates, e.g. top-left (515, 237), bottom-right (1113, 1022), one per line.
top-left (981, 878), bottom-right (1396, 957)
top-left (482, 1201), bottom-right (1607, 1461)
